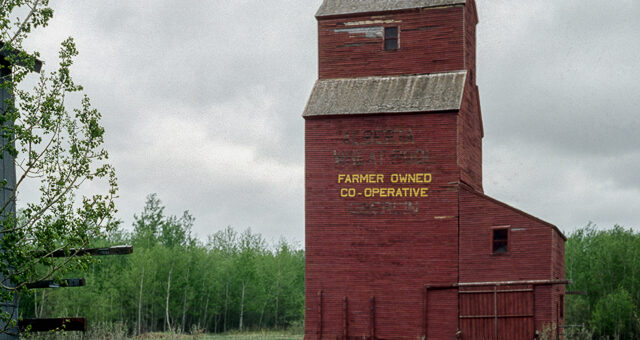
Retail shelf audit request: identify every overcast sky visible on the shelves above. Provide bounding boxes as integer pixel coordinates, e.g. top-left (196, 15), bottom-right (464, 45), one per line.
top-left (18, 0), bottom-right (640, 244)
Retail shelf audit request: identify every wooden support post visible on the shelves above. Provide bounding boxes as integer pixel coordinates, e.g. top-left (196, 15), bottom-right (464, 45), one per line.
top-left (533, 286), bottom-right (537, 336)
top-left (556, 302), bottom-right (560, 340)
top-left (343, 297), bottom-right (348, 340)
top-left (423, 285), bottom-right (429, 339)
top-left (370, 296), bottom-right (376, 340)
top-left (493, 286), bottom-right (498, 340)
top-left (317, 290), bottom-right (323, 340)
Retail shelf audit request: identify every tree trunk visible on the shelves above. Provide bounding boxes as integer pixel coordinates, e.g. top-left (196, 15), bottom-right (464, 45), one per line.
top-left (202, 288), bottom-right (210, 331)
top-left (259, 299), bottom-right (267, 330)
top-left (223, 282), bottom-right (229, 332)
top-left (165, 265), bottom-right (173, 332)
top-left (275, 294), bottom-right (279, 329)
top-left (150, 275), bottom-right (156, 332)
top-left (239, 281), bottom-right (246, 331)
top-left (181, 264), bottom-right (190, 333)
top-left (38, 289), bottom-right (46, 318)
top-left (138, 265), bottom-right (145, 335)
top-left (33, 291), bottom-right (38, 319)
top-left (275, 279), bottom-right (280, 329)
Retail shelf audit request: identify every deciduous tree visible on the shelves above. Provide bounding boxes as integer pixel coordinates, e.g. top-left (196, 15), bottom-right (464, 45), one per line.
top-left (1, 0), bottom-right (117, 334)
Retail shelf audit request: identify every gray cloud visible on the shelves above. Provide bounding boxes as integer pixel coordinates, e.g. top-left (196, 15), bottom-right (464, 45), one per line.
top-left (478, 0), bottom-right (640, 232)
top-left (15, 0), bottom-right (639, 243)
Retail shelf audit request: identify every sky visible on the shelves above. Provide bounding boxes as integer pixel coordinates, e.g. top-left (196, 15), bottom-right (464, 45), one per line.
top-left (16, 0), bottom-right (640, 245)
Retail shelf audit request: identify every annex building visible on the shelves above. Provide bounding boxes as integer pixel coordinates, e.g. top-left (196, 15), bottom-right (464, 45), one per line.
top-left (303, 1), bottom-right (567, 339)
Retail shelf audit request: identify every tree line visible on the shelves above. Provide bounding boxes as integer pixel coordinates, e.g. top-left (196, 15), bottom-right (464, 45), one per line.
top-left (17, 194), bottom-right (640, 339)
top-left (18, 194), bottom-right (305, 335)
top-left (565, 224), bottom-right (640, 339)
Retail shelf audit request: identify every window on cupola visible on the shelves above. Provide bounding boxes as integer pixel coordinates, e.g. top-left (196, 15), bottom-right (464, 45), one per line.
top-left (384, 27), bottom-right (399, 50)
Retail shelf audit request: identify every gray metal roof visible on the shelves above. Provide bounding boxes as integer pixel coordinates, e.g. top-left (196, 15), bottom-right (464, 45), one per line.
top-left (303, 71), bottom-right (467, 117)
top-left (316, 0), bottom-right (466, 18)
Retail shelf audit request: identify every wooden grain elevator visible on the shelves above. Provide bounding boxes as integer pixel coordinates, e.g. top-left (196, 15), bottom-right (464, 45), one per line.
top-left (303, 1), bottom-right (568, 339)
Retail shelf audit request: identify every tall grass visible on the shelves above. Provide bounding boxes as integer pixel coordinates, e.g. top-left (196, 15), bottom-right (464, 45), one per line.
top-left (21, 322), bottom-right (303, 340)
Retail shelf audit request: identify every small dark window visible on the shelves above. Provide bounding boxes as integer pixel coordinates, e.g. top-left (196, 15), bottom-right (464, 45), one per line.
top-left (384, 27), bottom-right (398, 51)
top-left (492, 228), bottom-right (509, 254)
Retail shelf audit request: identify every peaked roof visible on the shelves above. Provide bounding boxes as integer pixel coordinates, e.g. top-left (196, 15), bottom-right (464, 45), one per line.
top-left (303, 71), bottom-right (467, 118)
top-left (459, 184), bottom-right (567, 241)
top-left (316, 0), bottom-right (467, 18)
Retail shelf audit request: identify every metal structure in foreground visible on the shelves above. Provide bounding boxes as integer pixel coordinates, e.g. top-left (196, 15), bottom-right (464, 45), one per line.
top-left (18, 246), bottom-right (133, 334)
top-left (1, 45), bottom-right (132, 338)
top-left (0, 44), bottom-right (41, 340)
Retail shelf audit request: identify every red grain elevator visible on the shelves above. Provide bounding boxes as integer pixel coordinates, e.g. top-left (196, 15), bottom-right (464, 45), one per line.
top-left (303, 1), bottom-right (567, 339)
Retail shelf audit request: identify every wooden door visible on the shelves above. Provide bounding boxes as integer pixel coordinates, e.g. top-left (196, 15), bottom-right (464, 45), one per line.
top-left (459, 285), bottom-right (535, 340)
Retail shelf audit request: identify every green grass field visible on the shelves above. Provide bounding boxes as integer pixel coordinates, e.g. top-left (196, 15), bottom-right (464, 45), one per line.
top-left (200, 334), bottom-right (301, 340)
top-left (24, 331), bottom-right (303, 340)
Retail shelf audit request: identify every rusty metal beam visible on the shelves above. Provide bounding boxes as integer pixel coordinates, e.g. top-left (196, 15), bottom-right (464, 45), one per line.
top-left (0, 42), bottom-right (42, 72)
top-left (428, 279), bottom-right (571, 290)
top-left (458, 279), bottom-right (571, 287)
top-left (19, 318), bottom-right (86, 332)
top-left (459, 314), bottom-right (535, 319)
top-left (459, 288), bottom-right (533, 294)
top-left (26, 278), bottom-right (85, 289)
top-left (36, 245), bottom-right (133, 258)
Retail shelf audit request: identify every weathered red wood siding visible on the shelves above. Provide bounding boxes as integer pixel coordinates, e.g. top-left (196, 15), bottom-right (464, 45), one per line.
top-left (464, 0), bottom-right (478, 79)
top-left (457, 78), bottom-right (483, 192)
top-left (459, 187), bottom-right (554, 283)
top-left (458, 0), bottom-right (483, 192)
top-left (305, 1), bottom-right (565, 338)
top-left (305, 113), bottom-right (460, 339)
top-left (551, 230), bottom-right (566, 333)
top-left (459, 186), bottom-right (566, 334)
top-left (318, 7), bottom-right (465, 79)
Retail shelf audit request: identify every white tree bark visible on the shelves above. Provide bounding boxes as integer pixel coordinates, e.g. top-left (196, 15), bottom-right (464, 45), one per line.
top-left (137, 265), bottom-right (145, 335)
top-left (181, 265), bottom-right (190, 332)
top-left (239, 281), bottom-right (246, 331)
top-left (165, 265), bottom-right (173, 332)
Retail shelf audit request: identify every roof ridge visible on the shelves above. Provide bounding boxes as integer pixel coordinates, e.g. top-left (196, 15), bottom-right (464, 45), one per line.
top-left (316, 0), bottom-right (467, 18)
top-left (459, 184), bottom-right (567, 240)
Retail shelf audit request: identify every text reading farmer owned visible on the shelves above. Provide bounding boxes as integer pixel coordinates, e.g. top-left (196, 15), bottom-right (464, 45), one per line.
top-left (338, 173), bottom-right (432, 198)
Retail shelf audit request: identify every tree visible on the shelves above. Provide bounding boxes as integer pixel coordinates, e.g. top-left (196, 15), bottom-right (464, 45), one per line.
top-left (566, 225), bottom-right (640, 339)
top-left (1, 0), bottom-right (118, 334)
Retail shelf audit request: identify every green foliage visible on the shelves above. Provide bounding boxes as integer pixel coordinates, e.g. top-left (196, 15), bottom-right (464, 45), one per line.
top-left (566, 224), bottom-right (640, 339)
top-left (1, 0), bottom-right (118, 334)
top-left (591, 288), bottom-right (637, 339)
top-left (18, 194), bottom-right (305, 336)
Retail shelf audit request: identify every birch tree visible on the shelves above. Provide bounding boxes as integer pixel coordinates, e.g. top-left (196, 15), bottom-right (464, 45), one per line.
top-left (1, 0), bottom-right (117, 334)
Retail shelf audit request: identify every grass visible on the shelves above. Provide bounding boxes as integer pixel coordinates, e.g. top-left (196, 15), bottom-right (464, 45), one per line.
top-left (139, 331), bottom-right (303, 340)
top-left (206, 333), bottom-right (302, 340)
top-left (23, 330), bottom-right (303, 340)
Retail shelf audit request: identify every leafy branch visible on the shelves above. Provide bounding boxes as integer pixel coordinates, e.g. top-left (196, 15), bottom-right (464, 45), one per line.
top-left (0, 1), bottom-right (118, 334)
